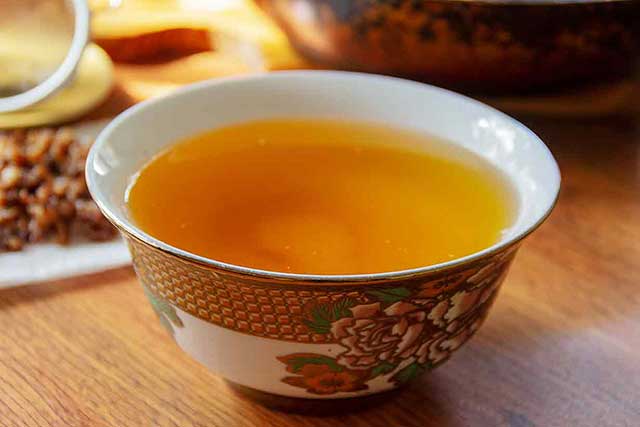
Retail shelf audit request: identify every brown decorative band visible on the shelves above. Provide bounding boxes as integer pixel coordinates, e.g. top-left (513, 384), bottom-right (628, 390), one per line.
top-left (127, 237), bottom-right (517, 343)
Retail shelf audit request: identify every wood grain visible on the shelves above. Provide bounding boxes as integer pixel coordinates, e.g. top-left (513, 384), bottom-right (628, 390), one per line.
top-left (1, 72), bottom-right (640, 425)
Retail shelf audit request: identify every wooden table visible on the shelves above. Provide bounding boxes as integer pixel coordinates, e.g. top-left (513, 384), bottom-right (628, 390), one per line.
top-left (1, 68), bottom-right (639, 426)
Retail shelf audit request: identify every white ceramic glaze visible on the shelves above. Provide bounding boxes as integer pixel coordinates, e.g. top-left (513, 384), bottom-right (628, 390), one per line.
top-left (87, 71), bottom-right (560, 398)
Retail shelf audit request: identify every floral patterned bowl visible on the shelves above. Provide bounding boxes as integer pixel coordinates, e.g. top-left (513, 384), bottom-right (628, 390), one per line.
top-left (86, 71), bottom-right (560, 398)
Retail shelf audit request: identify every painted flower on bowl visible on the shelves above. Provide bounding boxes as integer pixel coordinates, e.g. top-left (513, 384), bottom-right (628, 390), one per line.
top-left (424, 275), bottom-right (504, 365)
top-left (278, 251), bottom-right (515, 395)
top-left (278, 353), bottom-right (370, 395)
top-left (331, 301), bottom-right (439, 369)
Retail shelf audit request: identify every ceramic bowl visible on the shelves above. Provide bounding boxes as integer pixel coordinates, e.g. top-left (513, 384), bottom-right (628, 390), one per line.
top-left (86, 71), bottom-right (560, 399)
top-left (255, 0), bottom-right (640, 94)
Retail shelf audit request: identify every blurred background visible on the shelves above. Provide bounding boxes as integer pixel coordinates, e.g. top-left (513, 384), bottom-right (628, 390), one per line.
top-left (1, 0), bottom-right (638, 126)
top-left (1, 0), bottom-right (73, 96)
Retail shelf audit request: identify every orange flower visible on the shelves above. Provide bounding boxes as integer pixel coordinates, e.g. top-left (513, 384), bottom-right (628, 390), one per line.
top-left (283, 370), bottom-right (368, 395)
top-left (278, 353), bottom-right (370, 395)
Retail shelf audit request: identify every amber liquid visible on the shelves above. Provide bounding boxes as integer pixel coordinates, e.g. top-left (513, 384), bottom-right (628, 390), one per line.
top-left (127, 119), bottom-right (517, 274)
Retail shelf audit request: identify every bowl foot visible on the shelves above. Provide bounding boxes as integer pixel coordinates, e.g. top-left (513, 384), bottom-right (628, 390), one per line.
top-left (225, 380), bottom-right (407, 415)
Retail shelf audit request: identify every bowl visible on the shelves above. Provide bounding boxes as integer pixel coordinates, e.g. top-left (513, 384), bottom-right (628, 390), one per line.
top-left (86, 71), bottom-right (560, 398)
top-left (255, 0), bottom-right (640, 94)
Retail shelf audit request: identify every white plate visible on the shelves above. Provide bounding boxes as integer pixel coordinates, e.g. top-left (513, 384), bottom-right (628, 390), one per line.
top-left (0, 119), bottom-right (130, 288)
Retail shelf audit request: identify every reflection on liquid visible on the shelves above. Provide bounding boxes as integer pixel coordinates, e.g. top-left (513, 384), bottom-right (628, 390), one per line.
top-left (470, 115), bottom-right (556, 243)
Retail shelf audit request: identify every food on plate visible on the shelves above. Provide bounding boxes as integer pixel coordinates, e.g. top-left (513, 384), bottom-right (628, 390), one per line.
top-left (94, 27), bottom-right (212, 63)
top-left (91, 0), bottom-right (213, 62)
top-left (0, 128), bottom-right (116, 251)
top-left (0, 45), bottom-right (114, 129)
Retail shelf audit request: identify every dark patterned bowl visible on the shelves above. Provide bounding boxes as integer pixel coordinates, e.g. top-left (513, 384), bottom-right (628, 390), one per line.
top-left (255, 0), bottom-right (640, 93)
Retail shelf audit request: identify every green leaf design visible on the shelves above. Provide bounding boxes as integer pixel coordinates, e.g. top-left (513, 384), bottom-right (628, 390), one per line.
top-left (366, 287), bottom-right (411, 305)
top-left (303, 298), bottom-right (356, 334)
top-left (390, 362), bottom-right (425, 385)
top-left (142, 285), bottom-right (183, 336)
top-left (369, 361), bottom-right (396, 379)
top-left (332, 298), bottom-right (356, 318)
top-left (286, 355), bottom-right (343, 373)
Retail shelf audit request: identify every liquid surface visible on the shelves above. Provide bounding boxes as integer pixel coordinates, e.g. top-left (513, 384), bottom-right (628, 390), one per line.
top-left (127, 119), bottom-right (517, 275)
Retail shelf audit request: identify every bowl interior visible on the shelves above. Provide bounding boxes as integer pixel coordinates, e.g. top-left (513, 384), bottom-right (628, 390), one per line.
top-left (87, 71), bottom-right (560, 279)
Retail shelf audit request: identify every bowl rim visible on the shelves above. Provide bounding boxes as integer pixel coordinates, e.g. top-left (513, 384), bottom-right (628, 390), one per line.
top-left (87, 70), bottom-right (561, 283)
